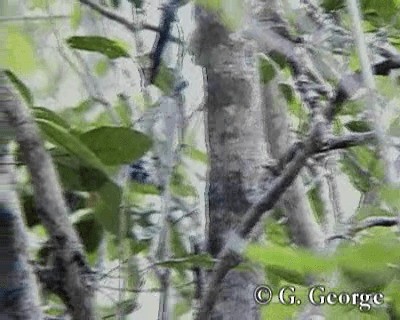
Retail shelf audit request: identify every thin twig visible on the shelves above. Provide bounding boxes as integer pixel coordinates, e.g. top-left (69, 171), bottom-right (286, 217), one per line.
top-left (0, 15), bottom-right (69, 22)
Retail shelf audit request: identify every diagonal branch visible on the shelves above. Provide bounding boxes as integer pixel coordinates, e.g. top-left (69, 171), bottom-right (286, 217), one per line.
top-left (195, 130), bottom-right (377, 319)
top-left (1, 70), bottom-right (95, 320)
top-left (79, 0), bottom-right (181, 43)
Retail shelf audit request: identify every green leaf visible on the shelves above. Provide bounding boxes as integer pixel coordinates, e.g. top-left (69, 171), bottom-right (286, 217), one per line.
top-left (3, 70), bottom-right (34, 106)
top-left (345, 120), bottom-right (371, 132)
top-left (114, 94), bottom-right (132, 127)
top-left (153, 63), bottom-right (175, 94)
top-left (340, 147), bottom-right (383, 193)
top-left (33, 107), bottom-right (70, 129)
top-left (54, 153), bottom-right (109, 191)
top-left (170, 166), bottom-right (197, 198)
top-left (279, 83), bottom-right (295, 103)
top-left (36, 119), bottom-right (108, 172)
top-left (265, 218), bottom-right (290, 246)
top-left (266, 265), bottom-right (308, 286)
top-left (73, 211), bottom-right (104, 253)
top-left (355, 205), bottom-right (395, 222)
top-left (261, 302), bottom-right (298, 320)
top-left (385, 279), bottom-right (400, 319)
top-left (173, 300), bottom-right (191, 319)
top-left (379, 184), bottom-right (400, 210)
top-left (258, 54), bottom-right (277, 85)
top-left (246, 244), bottom-right (333, 275)
top-left (66, 36), bottom-right (130, 59)
top-left (183, 146), bottom-right (208, 164)
top-left (79, 126), bottom-right (152, 165)
top-left (94, 181), bottom-right (123, 235)
top-left (335, 233), bottom-right (400, 273)
top-left (341, 268), bottom-right (394, 292)
top-left (375, 76), bottom-right (399, 99)
top-left (170, 223), bottom-right (188, 258)
top-left (22, 193), bottom-right (40, 227)
top-left (130, 181), bottom-right (161, 195)
top-left (307, 186), bottom-right (324, 221)
top-left (338, 100), bottom-right (364, 116)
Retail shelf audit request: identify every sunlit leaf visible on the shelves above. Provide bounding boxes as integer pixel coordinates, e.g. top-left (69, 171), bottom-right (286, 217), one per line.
top-left (66, 36), bottom-right (130, 59)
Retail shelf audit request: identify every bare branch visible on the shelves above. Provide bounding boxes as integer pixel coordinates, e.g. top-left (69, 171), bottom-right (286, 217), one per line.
top-left (326, 216), bottom-right (398, 242)
top-left (352, 216), bottom-right (398, 233)
top-left (0, 15), bottom-right (69, 22)
top-left (79, 0), bottom-right (181, 43)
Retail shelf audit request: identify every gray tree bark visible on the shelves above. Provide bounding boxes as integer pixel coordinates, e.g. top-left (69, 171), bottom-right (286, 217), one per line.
top-left (0, 119), bottom-right (43, 319)
top-left (191, 5), bottom-right (271, 320)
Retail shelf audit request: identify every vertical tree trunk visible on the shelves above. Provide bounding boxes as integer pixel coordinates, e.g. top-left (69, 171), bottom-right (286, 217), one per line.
top-left (191, 6), bottom-right (269, 320)
top-left (0, 109), bottom-right (43, 319)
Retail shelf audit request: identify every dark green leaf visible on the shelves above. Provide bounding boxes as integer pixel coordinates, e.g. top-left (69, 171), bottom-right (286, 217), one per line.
top-left (279, 83), bottom-right (295, 103)
top-left (4, 70), bottom-right (34, 106)
top-left (345, 120), bottom-right (371, 132)
top-left (322, 0), bottom-right (345, 11)
top-left (54, 153), bottom-right (109, 191)
top-left (66, 36), bottom-right (130, 59)
top-left (22, 193), bottom-right (40, 227)
top-left (36, 119), bottom-right (108, 172)
top-left (94, 181), bottom-right (123, 235)
top-left (170, 166), bottom-right (197, 198)
top-left (74, 211), bottom-right (104, 253)
top-left (79, 126), bottom-right (152, 165)
top-left (307, 186), bottom-right (324, 221)
top-left (258, 54), bottom-right (277, 84)
top-left (266, 265), bottom-right (308, 286)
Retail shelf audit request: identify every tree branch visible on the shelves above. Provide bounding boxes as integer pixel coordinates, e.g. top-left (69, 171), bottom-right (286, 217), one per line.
top-left (79, 0), bottom-right (181, 43)
top-left (1, 70), bottom-right (95, 320)
top-left (327, 216), bottom-right (398, 242)
top-left (195, 131), bottom-right (376, 318)
top-left (352, 216), bottom-right (398, 233)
